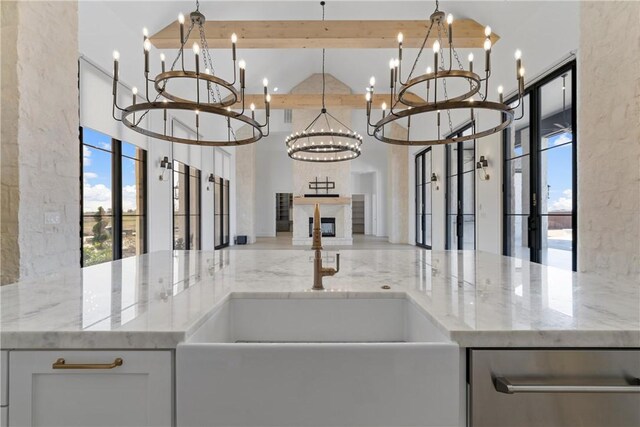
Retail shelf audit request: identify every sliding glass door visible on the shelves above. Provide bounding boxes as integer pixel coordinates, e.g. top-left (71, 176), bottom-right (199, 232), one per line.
top-left (504, 61), bottom-right (577, 271)
top-left (415, 148), bottom-right (432, 248)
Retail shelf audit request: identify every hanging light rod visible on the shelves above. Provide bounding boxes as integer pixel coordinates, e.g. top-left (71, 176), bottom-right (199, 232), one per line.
top-left (285, 1), bottom-right (363, 163)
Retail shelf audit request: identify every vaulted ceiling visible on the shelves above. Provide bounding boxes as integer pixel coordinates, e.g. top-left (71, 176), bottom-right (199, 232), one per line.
top-left (79, 0), bottom-right (578, 139)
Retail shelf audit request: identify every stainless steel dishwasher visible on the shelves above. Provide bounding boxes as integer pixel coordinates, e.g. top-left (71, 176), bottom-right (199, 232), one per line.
top-left (469, 349), bottom-right (640, 427)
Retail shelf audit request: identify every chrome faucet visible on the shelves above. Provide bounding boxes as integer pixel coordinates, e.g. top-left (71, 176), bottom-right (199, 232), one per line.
top-left (311, 203), bottom-right (339, 290)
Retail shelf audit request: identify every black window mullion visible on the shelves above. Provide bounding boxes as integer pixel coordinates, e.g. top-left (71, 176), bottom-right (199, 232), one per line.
top-left (185, 165), bottom-right (191, 250)
top-left (571, 61), bottom-right (578, 271)
top-left (457, 140), bottom-right (464, 249)
top-left (112, 139), bottom-right (123, 260)
top-left (141, 150), bottom-right (148, 254)
top-left (529, 86), bottom-right (541, 263)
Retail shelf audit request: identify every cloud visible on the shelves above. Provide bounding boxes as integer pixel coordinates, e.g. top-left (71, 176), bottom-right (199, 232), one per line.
top-left (549, 189), bottom-right (572, 212)
top-left (122, 185), bottom-right (139, 213)
top-left (84, 172), bottom-right (98, 180)
top-left (83, 183), bottom-right (111, 213)
top-left (83, 146), bottom-right (92, 166)
top-left (551, 132), bottom-right (572, 146)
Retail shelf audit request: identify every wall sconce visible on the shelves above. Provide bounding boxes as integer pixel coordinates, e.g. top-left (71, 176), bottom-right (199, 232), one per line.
top-left (476, 155), bottom-right (490, 180)
top-left (159, 156), bottom-right (172, 181)
top-left (430, 172), bottom-right (439, 190)
top-left (206, 173), bottom-right (215, 191)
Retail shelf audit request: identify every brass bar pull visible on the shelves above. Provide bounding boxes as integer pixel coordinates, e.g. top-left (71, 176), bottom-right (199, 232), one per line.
top-left (52, 357), bottom-right (123, 370)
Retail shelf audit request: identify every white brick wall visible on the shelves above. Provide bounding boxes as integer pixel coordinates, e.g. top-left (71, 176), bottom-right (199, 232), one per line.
top-left (1, 1), bottom-right (80, 284)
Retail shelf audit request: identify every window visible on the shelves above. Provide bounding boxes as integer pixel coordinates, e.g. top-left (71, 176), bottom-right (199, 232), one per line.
top-left (173, 161), bottom-right (201, 250)
top-left (81, 127), bottom-right (147, 267)
top-left (446, 127), bottom-right (475, 250)
top-left (415, 148), bottom-right (433, 248)
top-left (503, 61), bottom-right (577, 271)
top-left (121, 142), bottom-right (146, 258)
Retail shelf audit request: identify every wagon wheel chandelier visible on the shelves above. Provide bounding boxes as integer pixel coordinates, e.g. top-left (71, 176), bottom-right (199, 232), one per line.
top-left (365, 0), bottom-right (526, 146)
top-left (286, 1), bottom-right (363, 163)
top-left (111, 0), bottom-right (271, 146)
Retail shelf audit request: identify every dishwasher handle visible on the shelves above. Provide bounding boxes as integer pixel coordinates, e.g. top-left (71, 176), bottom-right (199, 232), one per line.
top-left (495, 376), bottom-right (640, 394)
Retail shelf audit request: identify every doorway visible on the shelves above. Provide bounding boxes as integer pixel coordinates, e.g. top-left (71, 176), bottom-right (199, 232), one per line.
top-left (275, 193), bottom-right (293, 234)
top-left (352, 194), bottom-right (365, 234)
top-left (503, 61), bottom-right (577, 271)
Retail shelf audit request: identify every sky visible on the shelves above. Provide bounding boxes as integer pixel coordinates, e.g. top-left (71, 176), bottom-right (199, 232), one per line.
top-left (545, 131), bottom-right (573, 212)
top-left (83, 128), bottom-right (141, 215)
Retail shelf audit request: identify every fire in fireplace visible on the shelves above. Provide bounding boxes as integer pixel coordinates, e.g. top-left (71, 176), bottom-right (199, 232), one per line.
top-left (308, 217), bottom-right (336, 238)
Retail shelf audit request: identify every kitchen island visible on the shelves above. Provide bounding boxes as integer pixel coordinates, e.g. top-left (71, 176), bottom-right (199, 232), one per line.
top-left (1, 250), bottom-right (639, 427)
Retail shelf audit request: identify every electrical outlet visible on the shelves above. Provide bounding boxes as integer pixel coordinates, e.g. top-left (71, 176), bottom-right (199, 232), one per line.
top-left (44, 211), bottom-right (61, 225)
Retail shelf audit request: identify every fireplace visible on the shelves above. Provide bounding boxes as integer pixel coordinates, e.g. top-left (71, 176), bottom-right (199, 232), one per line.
top-left (308, 217), bottom-right (336, 238)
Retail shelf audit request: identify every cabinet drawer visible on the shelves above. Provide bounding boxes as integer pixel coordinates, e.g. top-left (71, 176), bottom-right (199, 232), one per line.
top-left (470, 349), bottom-right (640, 427)
top-left (9, 350), bottom-right (172, 427)
top-left (1, 351), bottom-right (6, 406)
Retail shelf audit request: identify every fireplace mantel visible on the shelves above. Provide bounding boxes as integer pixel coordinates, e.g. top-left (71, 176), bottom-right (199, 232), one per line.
top-left (293, 196), bottom-right (351, 205)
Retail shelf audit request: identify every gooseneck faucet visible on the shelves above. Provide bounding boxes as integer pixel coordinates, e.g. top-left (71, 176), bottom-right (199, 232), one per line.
top-left (311, 203), bottom-right (339, 290)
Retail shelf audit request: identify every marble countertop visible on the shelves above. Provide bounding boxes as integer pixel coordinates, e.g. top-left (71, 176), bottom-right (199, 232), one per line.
top-left (1, 250), bottom-right (639, 349)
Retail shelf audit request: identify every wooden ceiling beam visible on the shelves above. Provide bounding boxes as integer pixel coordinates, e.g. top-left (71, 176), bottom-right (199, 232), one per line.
top-left (150, 20), bottom-right (499, 49)
top-left (224, 93), bottom-right (423, 110)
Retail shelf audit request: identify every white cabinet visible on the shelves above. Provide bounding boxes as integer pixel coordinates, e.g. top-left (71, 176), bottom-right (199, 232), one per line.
top-left (9, 350), bottom-right (172, 427)
top-left (1, 351), bottom-right (7, 406)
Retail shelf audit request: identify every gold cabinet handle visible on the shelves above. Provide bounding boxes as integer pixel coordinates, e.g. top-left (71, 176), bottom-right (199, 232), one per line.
top-left (52, 357), bottom-right (123, 370)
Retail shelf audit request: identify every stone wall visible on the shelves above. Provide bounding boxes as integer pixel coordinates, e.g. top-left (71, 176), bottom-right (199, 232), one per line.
top-left (578, 1), bottom-right (640, 281)
top-left (235, 126), bottom-right (256, 243)
top-left (1, 1), bottom-right (21, 284)
top-left (1, 1), bottom-right (79, 284)
top-left (290, 73), bottom-right (353, 245)
top-left (387, 124), bottom-right (409, 244)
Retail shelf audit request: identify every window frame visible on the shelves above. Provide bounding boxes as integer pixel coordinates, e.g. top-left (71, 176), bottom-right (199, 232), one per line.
top-left (172, 160), bottom-right (202, 250)
top-left (80, 127), bottom-right (148, 267)
top-left (502, 60), bottom-right (577, 271)
top-left (445, 124), bottom-right (476, 250)
top-left (414, 147), bottom-right (433, 249)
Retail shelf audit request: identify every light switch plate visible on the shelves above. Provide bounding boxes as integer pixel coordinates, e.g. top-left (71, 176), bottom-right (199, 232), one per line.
top-left (44, 211), bottom-right (61, 225)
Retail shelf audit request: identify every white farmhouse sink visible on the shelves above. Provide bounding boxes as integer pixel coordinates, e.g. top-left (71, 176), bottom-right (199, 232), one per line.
top-left (177, 293), bottom-right (461, 427)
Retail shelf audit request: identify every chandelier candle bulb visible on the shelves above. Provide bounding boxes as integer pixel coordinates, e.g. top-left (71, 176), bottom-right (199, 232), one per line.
top-left (447, 14), bottom-right (453, 45)
top-left (160, 53), bottom-right (166, 72)
top-left (192, 43), bottom-right (200, 75)
top-left (112, 51), bottom-right (119, 82)
top-left (498, 85), bottom-right (504, 103)
top-left (515, 50), bottom-right (522, 81)
top-left (468, 53), bottom-right (473, 73)
top-left (484, 39), bottom-right (492, 72)
top-left (369, 76), bottom-right (375, 87)
top-left (231, 33), bottom-right (237, 60)
top-left (238, 60), bottom-right (246, 88)
top-left (484, 25), bottom-right (492, 37)
top-left (143, 40), bottom-right (151, 74)
top-left (432, 40), bottom-right (440, 73)
top-left (397, 32), bottom-right (403, 60)
top-left (178, 13), bottom-right (185, 44)
top-left (266, 94), bottom-right (271, 117)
